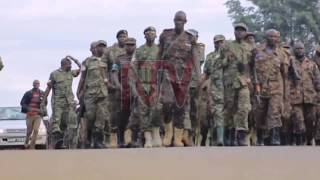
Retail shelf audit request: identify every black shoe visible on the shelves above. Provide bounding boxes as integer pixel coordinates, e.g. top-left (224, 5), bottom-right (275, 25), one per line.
top-left (93, 132), bottom-right (104, 149)
top-left (230, 128), bottom-right (238, 146)
top-left (256, 129), bottom-right (264, 146)
top-left (315, 139), bottom-right (320, 146)
top-left (270, 128), bottom-right (280, 146)
top-left (237, 130), bottom-right (248, 146)
top-left (295, 133), bottom-right (303, 146)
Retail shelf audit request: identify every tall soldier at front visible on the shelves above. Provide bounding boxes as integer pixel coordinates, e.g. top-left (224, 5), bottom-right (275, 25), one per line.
top-left (158, 11), bottom-right (199, 147)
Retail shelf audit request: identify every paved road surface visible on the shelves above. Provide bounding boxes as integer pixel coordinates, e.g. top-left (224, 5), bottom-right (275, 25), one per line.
top-left (0, 147), bottom-right (319, 180)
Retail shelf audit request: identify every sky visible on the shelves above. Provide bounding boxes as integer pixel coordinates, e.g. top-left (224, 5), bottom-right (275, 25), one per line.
top-left (0, 0), bottom-right (250, 107)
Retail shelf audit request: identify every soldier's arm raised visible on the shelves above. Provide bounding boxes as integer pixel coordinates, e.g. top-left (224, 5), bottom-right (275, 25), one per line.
top-left (67, 55), bottom-right (81, 77)
top-left (77, 61), bottom-right (87, 100)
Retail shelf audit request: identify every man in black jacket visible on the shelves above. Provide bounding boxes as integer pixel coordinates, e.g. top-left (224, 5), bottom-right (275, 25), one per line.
top-left (20, 80), bottom-right (45, 149)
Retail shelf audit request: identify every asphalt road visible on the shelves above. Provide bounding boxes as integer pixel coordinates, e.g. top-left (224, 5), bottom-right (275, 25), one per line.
top-left (0, 147), bottom-right (319, 180)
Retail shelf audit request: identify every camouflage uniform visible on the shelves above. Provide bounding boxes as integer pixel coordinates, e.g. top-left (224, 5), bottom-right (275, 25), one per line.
top-left (48, 68), bottom-right (79, 148)
top-left (0, 56), bottom-right (3, 71)
top-left (159, 28), bottom-right (197, 146)
top-left (132, 42), bottom-right (162, 133)
top-left (101, 43), bottom-right (126, 141)
top-left (290, 57), bottom-right (320, 145)
top-left (82, 56), bottom-right (109, 147)
top-left (204, 47), bottom-right (224, 145)
top-left (254, 43), bottom-right (287, 145)
top-left (313, 47), bottom-right (320, 144)
top-left (221, 40), bottom-right (252, 145)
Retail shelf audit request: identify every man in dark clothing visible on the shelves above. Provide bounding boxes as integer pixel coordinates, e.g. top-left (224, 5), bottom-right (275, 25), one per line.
top-left (20, 80), bottom-right (46, 149)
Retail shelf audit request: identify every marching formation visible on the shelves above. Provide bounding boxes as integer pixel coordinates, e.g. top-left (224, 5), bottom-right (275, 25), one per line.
top-left (8, 11), bottom-right (320, 149)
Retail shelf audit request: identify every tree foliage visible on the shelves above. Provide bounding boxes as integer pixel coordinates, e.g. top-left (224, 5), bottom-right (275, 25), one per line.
top-left (225, 0), bottom-right (320, 53)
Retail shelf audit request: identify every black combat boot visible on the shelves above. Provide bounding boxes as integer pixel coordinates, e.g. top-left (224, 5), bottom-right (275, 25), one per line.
top-left (315, 139), bottom-right (320, 146)
top-left (270, 128), bottom-right (280, 146)
top-left (230, 128), bottom-right (238, 146)
top-left (131, 130), bottom-right (142, 148)
top-left (224, 128), bottom-right (231, 146)
top-left (256, 129), bottom-right (264, 146)
top-left (294, 133), bottom-right (303, 146)
top-left (237, 130), bottom-right (248, 146)
top-left (93, 132), bottom-right (104, 149)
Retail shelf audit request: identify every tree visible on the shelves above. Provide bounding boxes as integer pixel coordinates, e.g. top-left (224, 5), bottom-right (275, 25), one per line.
top-left (225, 0), bottom-right (320, 54)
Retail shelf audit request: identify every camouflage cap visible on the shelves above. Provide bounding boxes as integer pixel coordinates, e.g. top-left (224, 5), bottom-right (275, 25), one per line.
top-left (213, 34), bottom-right (225, 42)
top-left (116, 29), bottom-right (128, 38)
top-left (96, 40), bottom-right (107, 46)
top-left (187, 29), bottom-right (199, 37)
top-left (125, 37), bottom-right (136, 45)
top-left (246, 32), bottom-right (255, 38)
top-left (234, 23), bottom-right (248, 31)
top-left (144, 26), bottom-right (156, 34)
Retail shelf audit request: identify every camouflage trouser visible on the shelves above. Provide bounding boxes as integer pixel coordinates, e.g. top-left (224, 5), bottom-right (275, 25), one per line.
top-left (210, 88), bottom-right (224, 127)
top-left (291, 104), bottom-right (316, 135)
top-left (127, 97), bottom-right (163, 132)
top-left (224, 86), bottom-right (250, 131)
top-left (84, 96), bottom-right (109, 134)
top-left (254, 94), bottom-right (282, 131)
top-left (51, 98), bottom-right (78, 147)
top-left (189, 87), bottom-right (199, 129)
top-left (108, 90), bottom-right (121, 133)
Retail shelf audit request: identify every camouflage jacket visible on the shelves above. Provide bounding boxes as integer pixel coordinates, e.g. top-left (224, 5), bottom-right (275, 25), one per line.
top-left (254, 44), bottom-right (287, 97)
top-left (48, 68), bottom-right (79, 104)
top-left (221, 40), bottom-right (252, 89)
top-left (204, 49), bottom-right (224, 97)
top-left (102, 43), bottom-right (126, 74)
top-left (290, 57), bottom-right (320, 104)
top-left (82, 56), bottom-right (108, 98)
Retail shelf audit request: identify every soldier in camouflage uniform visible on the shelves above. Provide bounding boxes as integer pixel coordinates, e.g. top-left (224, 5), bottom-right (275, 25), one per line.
top-left (187, 29), bottom-right (205, 146)
top-left (289, 42), bottom-right (320, 145)
top-left (44, 56), bottom-right (81, 149)
top-left (77, 40), bottom-right (110, 149)
top-left (158, 11), bottom-right (198, 147)
top-left (202, 35), bottom-right (225, 146)
top-left (245, 32), bottom-right (256, 49)
top-left (125, 27), bottom-right (163, 148)
top-left (102, 30), bottom-right (128, 148)
top-left (221, 23), bottom-right (252, 146)
top-left (111, 38), bottom-right (136, 148)
top-left (313, 45), bottom-right (320, 145)
top-left (253, 29), bottom-right (288, 146)
top-left (0, 56), bottom-right (3, 71)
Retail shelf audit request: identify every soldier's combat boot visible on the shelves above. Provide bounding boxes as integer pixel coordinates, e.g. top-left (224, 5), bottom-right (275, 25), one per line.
top-left (93, 132), bottom-right (104, 149)
top-left (131, 130), bottom-right (142, 148)
top-left (237, 130), bottom-right (248, 146)
top-left (124, 129), bottom-right (132, 146)
top-left (216, 126), bottom-right (224, 146)
top-left (315, 139), bottom-right (320, 146)
top-left (144, 131), bottom-right (153, 148)
top-left (256, 129), bottom-right (264, 146)
top-left (182, 130), bottom-right (192, 147)
top-left (173, 128), bottom-right (184, 147)
top-left (230, 128), bottom-right (238, 146)
top-left (163, 122), bottom-right (173, 146)
top-left (295, 133), bottom-right (303, 146)
top-left (152, 127), bottom-right (162, 147)
top-left (270, 128), bottom-right (280, 146)
top-left (224, 128), bottom-right (231, 146)
top-left (109, 133), bottom-right (118, 148)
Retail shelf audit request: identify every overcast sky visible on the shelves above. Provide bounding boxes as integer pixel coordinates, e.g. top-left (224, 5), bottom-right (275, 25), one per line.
top-left (0, 0), bottom-right (251, 107)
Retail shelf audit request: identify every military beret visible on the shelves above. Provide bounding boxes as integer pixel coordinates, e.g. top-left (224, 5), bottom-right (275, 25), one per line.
top-left (125, 37), bottom-right (136, 45)
top-left (187, 29), bottom-right (199, 37)
top-left (213, 34), bottom-right (225, 42)
top-left (246, 32), bottom-right (255, 38)
top-left (144, 26), bottom-right (156, 34)
top-left (96, 40), bottom-right (107, 46)
top-left (116, 30), bottom-right (128, 38)
top-left (234, 23), bottom-right (248, 31)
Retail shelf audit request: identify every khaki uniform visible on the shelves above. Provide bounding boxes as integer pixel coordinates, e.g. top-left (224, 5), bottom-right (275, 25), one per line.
top-left (290, 57), bottom-right (320, 143)
top-left (48, 68), bottom-right (79, 148)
